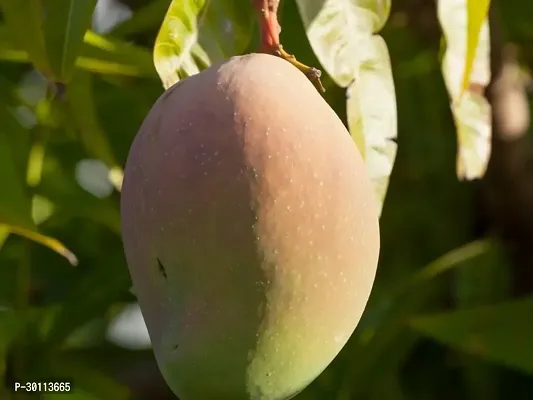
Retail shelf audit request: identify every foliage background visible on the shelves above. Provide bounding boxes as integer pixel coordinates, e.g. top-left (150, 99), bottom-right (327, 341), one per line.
top-left (1, 0), bottom-right (533, 399)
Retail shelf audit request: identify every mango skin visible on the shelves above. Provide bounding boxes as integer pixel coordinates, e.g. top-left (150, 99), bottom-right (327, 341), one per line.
top-left (120, 53), bottom-right (380, 400)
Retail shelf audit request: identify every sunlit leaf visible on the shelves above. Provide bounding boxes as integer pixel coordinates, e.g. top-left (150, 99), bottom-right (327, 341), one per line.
top-left (0, 26), bottom-right (156, 78)
top-left (32, 195), bottom-right (55, 226)
top-left (411, 297), bottom-right (533, 375)
top-left (0, 22), bottom-right (33, 62)
top-left (27, 140), bottom-right (46, 187)
top-left (0, 0), bottom-right (97, 82)
top-left (454, 90), bottom-right (491, 179)
top-left (0, 226), bottom-right (9, 250)
top-left (464, 0), bottom-right (491, 94)
top-left (0, 1), bottom-right (50, 74)
top-left (154, 0), bottom-right (254, 88)
top-left (296, 0), bottom-right (396, 215)
top-left (80, 30), bottom-right (156, 77)
top-left (346, 36), bottom-right (397, 215)
top-left (296, 0), bottom-right (391, 87)
top-left (5, 226), bottom-right (78, 266)
top-left (437, 0), bottom-right (492, 180)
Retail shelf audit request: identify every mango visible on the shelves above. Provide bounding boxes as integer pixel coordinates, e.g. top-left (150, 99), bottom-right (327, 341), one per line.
top-left (120, 53), bottom-right (380, 400)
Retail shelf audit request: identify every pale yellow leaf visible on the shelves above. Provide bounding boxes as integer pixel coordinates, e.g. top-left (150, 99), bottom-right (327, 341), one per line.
top-left (346, 36), bottom-right (397, 215)
top-left (438, 0), bottom-right (492, 180)
top-left (453, 91), bottom-right (491, 179)
top-left (296, 0), bottom-right (396, 215)
top-left (296, 0), bottom-right (391, 87)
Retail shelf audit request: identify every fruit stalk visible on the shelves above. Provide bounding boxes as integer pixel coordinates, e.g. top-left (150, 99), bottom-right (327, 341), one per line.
top-left (252, 0), bottom-right (281, 53)
top-left (252, 0), bottom-right (325, 93)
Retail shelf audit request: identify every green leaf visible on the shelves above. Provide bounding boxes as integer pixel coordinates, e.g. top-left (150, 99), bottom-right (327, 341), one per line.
top-left (43, 0), bottom-right (98, 82)
top-left (0, 131), bottom-right (35, 231)
top-left (346, 36), bottom-right (397, 216)
top-left (0, 226), bottom-right (9, 250)
top-left (111, 0), bottom-right (170, 38)
top-left (334, 238), bottom-right (495, 398)
top-left (0, 21), bottom-right (33, 62)
top-left (0, 26), bottom-right (156, 78)
top-left (64, 71), bottom-right (118, 169)
top-left (48, 355), bottom-right (130, 400)
top-left (0, 309), bottom-right (24, 358)
top-left (37, 154), bottom-right (121, 234)
top-left (0, 98), bottom-right (77, 265)
top-left (0, 0), bottom-right (50, 74)
top-left (46, 253), bottom-right (131, 347)
top-left (437, 0), bottom-right (492, 180)
top-left (409, 239), bottom-right (493, 286)
top-left (44, 391), bottom-right (100, 400)
top-left (454, 238), bottom-right (511, 307)
top-left (153, 0), bottom-right (254, 88)
top-left (0, 0), bottom-right (97, 82)
top-left (0, 307), bottom-right (57, 362)
top-left (411, 297), bottom-right (533, 375)
top-left (453, 240), bottom-right (510, 400)
top-left (79, 30), bottom-right (156, 77)
top-left (295, 0), bottom-right (396, 216)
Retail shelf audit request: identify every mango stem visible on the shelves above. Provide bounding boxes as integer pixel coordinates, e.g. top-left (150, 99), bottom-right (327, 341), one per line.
top-left (252, 0), bottom-right (326, 93)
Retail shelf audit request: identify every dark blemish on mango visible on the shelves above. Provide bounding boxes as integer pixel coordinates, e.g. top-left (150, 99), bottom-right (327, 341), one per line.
top-left (157, 257), bottom-right (168, 280)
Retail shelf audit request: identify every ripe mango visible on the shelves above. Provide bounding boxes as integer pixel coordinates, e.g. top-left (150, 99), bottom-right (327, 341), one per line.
top-left (120, 53), bottom-right (380, 400)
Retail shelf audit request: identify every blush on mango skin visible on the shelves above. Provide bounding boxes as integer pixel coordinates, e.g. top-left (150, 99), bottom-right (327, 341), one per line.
top-left (120, 53), bottom-right (380, 400)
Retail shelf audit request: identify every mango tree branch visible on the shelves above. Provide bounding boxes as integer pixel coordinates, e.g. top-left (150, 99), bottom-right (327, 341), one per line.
top-left (252, 0), bottom-right (325, 93)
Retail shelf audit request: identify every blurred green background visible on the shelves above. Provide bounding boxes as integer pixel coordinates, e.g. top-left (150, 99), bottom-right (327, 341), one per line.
top-left (1, 0), bottom-right (533, 399)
